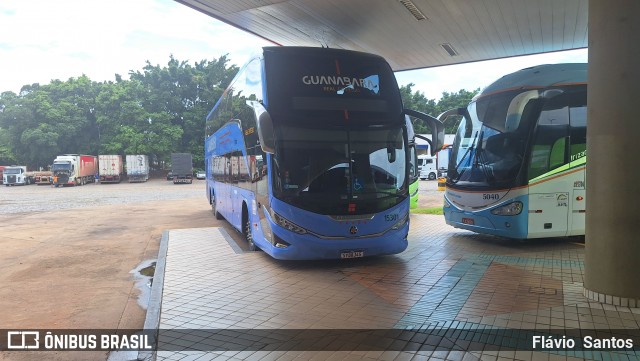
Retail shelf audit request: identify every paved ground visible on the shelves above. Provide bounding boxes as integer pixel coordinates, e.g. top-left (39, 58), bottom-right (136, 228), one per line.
top-left (0, 178), bottom-right (217, 361)
top-left (0, 179), bottom-right (442, 360)
top-left (150, 217), bottom-right (639, 361)
top-left (416, 180), bottom-right (444, 209)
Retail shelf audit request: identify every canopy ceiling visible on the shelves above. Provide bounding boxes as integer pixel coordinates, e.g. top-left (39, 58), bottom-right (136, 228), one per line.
top-left (175, 0), bottom-right (588, 71)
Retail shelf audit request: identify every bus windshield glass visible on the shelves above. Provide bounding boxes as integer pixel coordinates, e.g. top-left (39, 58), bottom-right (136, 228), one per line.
top-left (449, 89), bottom-right (536, 188)
top-left (272, 124), bottom-right (407, 215)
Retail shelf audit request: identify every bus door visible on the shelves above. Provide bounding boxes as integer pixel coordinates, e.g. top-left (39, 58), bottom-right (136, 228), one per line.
top-left (567, 105), bottom-right (587, 236)
top-left (527, 106), bottom-right (571, 238)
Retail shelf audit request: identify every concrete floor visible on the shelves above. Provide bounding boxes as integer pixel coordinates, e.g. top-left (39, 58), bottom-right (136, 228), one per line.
top-left (143, 215), bottom-right (640, 361)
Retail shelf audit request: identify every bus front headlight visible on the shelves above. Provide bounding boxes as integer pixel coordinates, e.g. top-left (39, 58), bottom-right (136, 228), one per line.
top-left (491, 201), bottom-right (523, 216)
top-left (273, 212), bottom-right (308, 234)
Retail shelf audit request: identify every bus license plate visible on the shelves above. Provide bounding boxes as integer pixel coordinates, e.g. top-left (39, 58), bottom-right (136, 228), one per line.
top-left (462, 217), bottom-right (475, 225)
top-left (341, 251), bottom-right (364, 259)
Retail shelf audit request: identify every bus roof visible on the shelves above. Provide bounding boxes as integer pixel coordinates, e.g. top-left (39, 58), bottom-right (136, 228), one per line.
top-left (475, 63), bottom-right (588, 100)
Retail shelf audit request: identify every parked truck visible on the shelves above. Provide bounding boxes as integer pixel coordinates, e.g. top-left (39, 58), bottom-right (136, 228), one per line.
top-left (52, 154), bottom-right (98, 186)
top-left (418, 154), bottom-right (438, 180)
top-left (98, 155), bottom-right (124, 183)
top-left (170, 153), bottom-right (193, 184)
top-left (126, 155), bottom-right (149, 182)
top-left (33, 170), bottom-right (53, 185)
top-left (2, 166), bottom-right (35, 186)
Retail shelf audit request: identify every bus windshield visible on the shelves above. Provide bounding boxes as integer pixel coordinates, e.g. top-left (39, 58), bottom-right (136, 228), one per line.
top-left (449, 90), bottom-right (536, 188)
top-left (272, 124), bottom-right (406, 215)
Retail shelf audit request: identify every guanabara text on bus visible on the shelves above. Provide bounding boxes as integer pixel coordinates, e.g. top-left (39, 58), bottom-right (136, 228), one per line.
top-left (204, 47), bottom-right (443, 260)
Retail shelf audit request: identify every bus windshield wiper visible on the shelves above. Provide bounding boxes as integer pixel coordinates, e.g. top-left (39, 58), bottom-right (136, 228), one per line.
top-left (472, 130), bottom-right (497, 185)
top-left (475, 147), bottom-right (496, 185)
top-left (451, 131), bottom-right (478, 184)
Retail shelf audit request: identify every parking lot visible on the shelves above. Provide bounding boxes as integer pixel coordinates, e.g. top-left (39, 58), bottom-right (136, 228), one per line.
top-left (4, 179), bottom-right (633, 361)
top-left (0, 178), bottom-right (216, 360)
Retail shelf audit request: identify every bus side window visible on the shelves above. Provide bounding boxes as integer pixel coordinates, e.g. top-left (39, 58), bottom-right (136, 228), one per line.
top-left (569, 106), bottom-right (587, 161)
top-left (549, 137), bottom-right (568, 170)
top-left (528, 106), bottom-right (570, 180)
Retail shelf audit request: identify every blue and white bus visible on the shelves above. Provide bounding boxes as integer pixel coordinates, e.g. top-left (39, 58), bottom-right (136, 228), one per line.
top-left (205, 47), bottom-right (443, 260)
top-left (441, 63), bottom-right (587, 239)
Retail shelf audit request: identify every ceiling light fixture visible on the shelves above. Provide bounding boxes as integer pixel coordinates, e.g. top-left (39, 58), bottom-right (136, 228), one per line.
top-left (440, 43), bottom-right (459, 57)
top-left (398, 0), bottom-right (427, 21)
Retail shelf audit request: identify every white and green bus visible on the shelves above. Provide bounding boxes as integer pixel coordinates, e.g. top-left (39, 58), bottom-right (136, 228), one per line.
top-left (442, 63), bottom-right (587, 239)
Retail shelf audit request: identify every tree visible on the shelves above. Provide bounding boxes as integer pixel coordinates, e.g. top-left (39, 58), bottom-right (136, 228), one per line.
top-left (399, 85), bottom-right (480, 135)
top-left (0, 76), bottom-right (101, 169)
top-left (1, 54), bottom-right (478, 171)
top-left (436, 89), bottom-right (479, 133)
top-left (399, 83), bottom-right (437, 134)
top-left (127, 55), bottom-right (237, 169)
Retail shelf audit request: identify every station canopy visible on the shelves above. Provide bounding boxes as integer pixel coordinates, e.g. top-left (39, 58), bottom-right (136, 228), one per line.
top-left (175, 0), bottom-right (588, 71)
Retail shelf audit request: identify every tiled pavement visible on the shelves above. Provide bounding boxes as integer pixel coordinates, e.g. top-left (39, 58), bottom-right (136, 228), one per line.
top-left (143, 215), bottom-right (640, 361)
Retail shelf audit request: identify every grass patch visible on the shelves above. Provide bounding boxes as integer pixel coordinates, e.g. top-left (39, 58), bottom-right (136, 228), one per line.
top-left (411, 207), bottom-right (443, 215)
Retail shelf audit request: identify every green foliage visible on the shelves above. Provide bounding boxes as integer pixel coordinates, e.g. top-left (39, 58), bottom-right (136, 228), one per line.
top-left (0, 56), bottom-right (477, 170)
top-left (437, 89), bottom-right (479, 133)
top-left (0, 56), bottom-right (235, 170)
top-left (400, 84), bottom-right (479, 134)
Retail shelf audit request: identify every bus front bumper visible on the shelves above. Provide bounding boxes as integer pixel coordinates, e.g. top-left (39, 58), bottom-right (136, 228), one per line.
top-left (262, 222), bottom-right (409, 261)
top-left (443, 202), bottom-right (528, 239)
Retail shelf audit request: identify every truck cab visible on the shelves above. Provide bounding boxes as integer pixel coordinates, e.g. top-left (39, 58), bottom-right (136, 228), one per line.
top-left (418, 155), bottom-right (437, 180)
top-left (3, 166), bottom-right (32, 186)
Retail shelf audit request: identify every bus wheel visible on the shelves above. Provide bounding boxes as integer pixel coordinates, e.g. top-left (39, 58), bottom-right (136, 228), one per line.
top-left (212, 197), bottom-right (223, 220)
top-left (244, 218), bottom-right (256, 251)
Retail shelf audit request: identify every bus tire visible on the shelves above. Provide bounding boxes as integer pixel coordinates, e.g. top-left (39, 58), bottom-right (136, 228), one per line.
top-left (243, 206), bottom-right (256, 252)
top-left (212, 196), bottom-right (223, 220)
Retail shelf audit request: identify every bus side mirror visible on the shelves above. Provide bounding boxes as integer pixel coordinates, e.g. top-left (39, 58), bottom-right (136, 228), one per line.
top-left (505, 90), bottom-right (539, 132)
top-left (404, 109), bottom-right (444, 156)
top-left (247, 100), bottom-right (275, 154)
top-left (387, 147), bottom-right (396, 163)
top-left (437, 107), bottom-right (465, 123)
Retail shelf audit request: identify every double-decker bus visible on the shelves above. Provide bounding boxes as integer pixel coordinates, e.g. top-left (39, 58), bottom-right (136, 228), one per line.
top-left (441, 63), bottom-right (587, 239)
top-left (205, 47), bottom-right (443, 260)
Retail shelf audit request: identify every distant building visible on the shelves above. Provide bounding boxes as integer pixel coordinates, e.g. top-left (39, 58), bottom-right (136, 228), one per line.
top-left (416, 134), bottom-right (455, 173)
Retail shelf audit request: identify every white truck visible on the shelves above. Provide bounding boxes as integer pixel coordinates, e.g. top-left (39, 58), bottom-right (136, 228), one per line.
top-left (126, 155), bottom-right (150, 182)
top-left (418, 154), bottom-right (438, 180)
top-left (52, 154), bottom-right (98, 186)
top-left (2, 166), bottom-right (35, 186)
top-left (98, 155), bottom-right (124, 183)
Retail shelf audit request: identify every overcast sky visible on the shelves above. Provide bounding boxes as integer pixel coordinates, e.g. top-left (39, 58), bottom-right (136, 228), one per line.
top-left (0, 0), bottom-right (588, 100)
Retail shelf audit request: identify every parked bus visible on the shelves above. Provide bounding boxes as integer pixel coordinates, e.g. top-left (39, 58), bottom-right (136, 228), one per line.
top-left (205, 47), bottom-right (443, 260)
top-left (407, 118), bottom-right (420, 209)
top-left (441, 63), bottom-right (587, 239)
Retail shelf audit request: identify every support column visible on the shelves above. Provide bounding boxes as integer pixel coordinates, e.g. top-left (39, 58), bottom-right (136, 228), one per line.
top-left (584, 0), bottom-right (640, 306)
